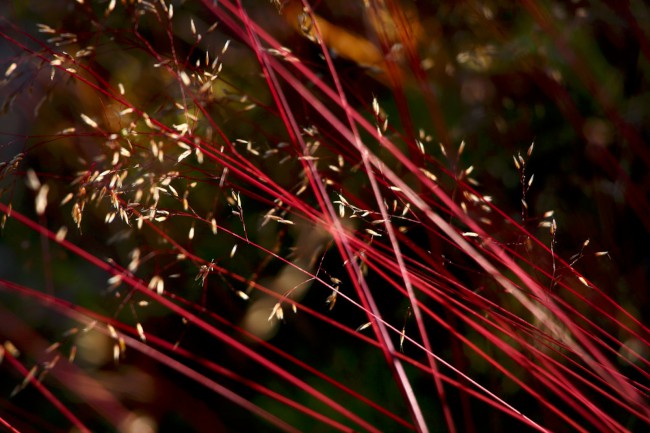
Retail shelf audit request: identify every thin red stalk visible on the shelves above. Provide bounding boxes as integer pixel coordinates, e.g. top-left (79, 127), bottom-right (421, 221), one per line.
top-left (382, 214), bottom-right (650, 378)
top-left (24, 5), bottom-right (636, 416)
top-left (164, 294), bottom-right (415, 430)
top-left (105, 254), bottom-right (416, 429)
top-left (168, 230), bottom-right (556, 432)
top-left (0, 34), bottom-right (336, 243)
top-left (1, 276), bottom-right (362, 432)
top-left (172, 250), bottom-right (544, 428)
top-left (364, 239), bottom-right (650, 426)
top-left (0, 202), bottom-right (381, 433)
top-left (232, 2), bottom-right (429, 431)
top-left (458, 181), bottom-right (650, 343)
top-left (184, 4), bottom-right (645, 364)
top-left (3, 280), bottom-right (352, 432)
top-left (359, 255), bottom-right (599, 432)
top-left (0, 416), bottom-right (21, 433)
top-left (371, 0), bottom-right (452, 151)
top-left (2, 3), bottom-right (648, 431)
top-left (1, 272), bottom-right (554, 432)
top-left (0, 20), bottom-right (281, 208)
top-left (364, 2), bottom-right (421, 159)
top-left (142, 336), bottom-right (357, 432)
top-left (298, 2), bottom-right (455, 432)
top-left (83, 320), bottom-right (302, 432)
top-left (271, 61), bottom-right (643, 410)
top-left (264, 54), bottom-right (638, 388)
top-left (2, 352), bottom-right (91, 433)
top-left (360, 232), bottom-right (648, 428)
top-left (1, 191), bottom-right (556, 431)
top-left (0, 303), bottom-right (131, 430)
top-left (491, 244), bottom-right (650, 368)
top-left (0, 276), bottom-right (553, 432)
top-left (445, 0), bottom-right (650, 249)
top-left (86, 236), bottom-right (541, 429)
top-left (163, 30), bottom-right (644, 422)
top-left (76, 307), bottom-right (302, 433)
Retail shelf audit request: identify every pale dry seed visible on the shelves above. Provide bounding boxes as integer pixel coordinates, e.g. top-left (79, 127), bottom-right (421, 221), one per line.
top-left (513, 155), bottom-right (521, 170)
top-left (69, 346), bottom-right (77, 363)
top-left (107, 324), bottom-right (118, 339)
top-left (136, 323), bottom-right (146, 342)
top-left (527, 142), bottom-right (535, 157)
top-left (5, 63), bottom-right (17, 77)
top-left (55, 226), bottom-right (68, 241)
top-left (81, 113), bottom-right (98, 128)
top-left (26, 169), bottom-right (40, 190)
top-left (356, 322), bottom-right (372, 332)
top-left (35, 185), bottom-right (49, 215)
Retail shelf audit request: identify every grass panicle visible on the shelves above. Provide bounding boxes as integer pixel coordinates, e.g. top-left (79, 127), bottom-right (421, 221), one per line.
top-left (1, 1), bottom-right (649, 432)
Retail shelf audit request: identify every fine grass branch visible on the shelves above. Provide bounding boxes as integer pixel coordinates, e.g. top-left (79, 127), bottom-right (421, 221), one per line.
top-left (1, 1), bottom-right (649, 432)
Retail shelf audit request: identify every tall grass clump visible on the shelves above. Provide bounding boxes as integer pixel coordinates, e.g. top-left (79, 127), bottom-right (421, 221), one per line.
top-left (1, 1), bottom-right (649, 431)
